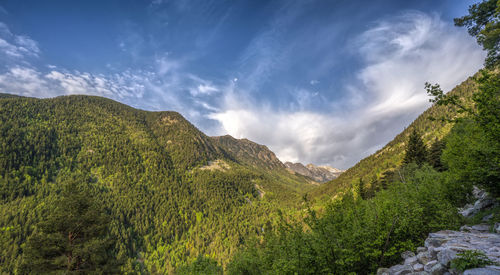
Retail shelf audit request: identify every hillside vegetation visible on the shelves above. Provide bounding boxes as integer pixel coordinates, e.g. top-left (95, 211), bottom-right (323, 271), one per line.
top-left (0, 94), bottom-right (312, 273)
top-left (310, 75), bottom-right (479, 200)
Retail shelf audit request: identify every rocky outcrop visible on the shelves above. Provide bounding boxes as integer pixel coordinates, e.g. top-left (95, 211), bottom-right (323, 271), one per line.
top-left (378, 225), bottom-right (500, 275)
top-left (459, 186), bottom-right (498, 217)
top-left (284, 162), bottom-right (343, 183)
top-left (380, 187), bottom-right (500, 275)
top-left (212, 135), bottom-right (286, 170)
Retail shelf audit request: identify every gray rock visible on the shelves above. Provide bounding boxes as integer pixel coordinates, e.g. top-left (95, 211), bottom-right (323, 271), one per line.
top-left (405, 255), bottom-right (418, 266)
top-left (430, 263), bottom-right (446, 275)
top-left (425, 261), bottom-right (439, 273)
top-left (417, 251), bottom-right (432, 265)
top-left (401, 251), bottom-right (416, 260)
top-left (460, 225), bottom-right (473, 232)
top-left (459, 205), bottom-right (475, 217)
top-left (417, 247), bottom-right (428, 253)
top-left (483, 213), bottom-right (494, 222)
top-left (471, 224), bottom-right (491, 232)
top-left (426, 237), bottom-right (447, 248)
top-left (388, 264), bottom-right (413, 275)
top-left (430, 247), bottom-right (445, 259)
top-left (463, 267), bottom-right (500, 275)
top-left (495, 223), bottom-right (500, 234)
top-left (377, 267), bottom-right (389, 275)
top-left (413, 263), bottom-right (424, 271)
top-left (437, 248), bottom-right (458, 267)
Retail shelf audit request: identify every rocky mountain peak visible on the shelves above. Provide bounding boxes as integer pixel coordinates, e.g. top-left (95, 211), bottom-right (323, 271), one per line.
top-left (285, 162), bottom-right (344, 183)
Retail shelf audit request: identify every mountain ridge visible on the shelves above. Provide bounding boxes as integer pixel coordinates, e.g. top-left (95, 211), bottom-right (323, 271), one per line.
top-left (284, 162), bottom-right (344, 183)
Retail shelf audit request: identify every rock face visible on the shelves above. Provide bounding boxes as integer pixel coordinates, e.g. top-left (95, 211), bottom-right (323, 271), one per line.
top-left (212, 135), bottom-right (286, 170)
top-left (378, 226), bottom-right (500, 275)
top-left (459, 186), bottom-right (498, 217)
top-left (284, 162), bottom-right (344, 183)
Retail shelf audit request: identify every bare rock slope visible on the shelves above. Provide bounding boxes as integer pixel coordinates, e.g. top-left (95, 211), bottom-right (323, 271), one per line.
top-left (285, 162), bottom-right (343, 183)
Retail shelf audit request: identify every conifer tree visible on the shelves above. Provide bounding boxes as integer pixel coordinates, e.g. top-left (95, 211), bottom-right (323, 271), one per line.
top-left (428, 138), bottom-right (446, 171)
top-left (357, 178), bottom-right (367, 200)
top-left (403, 129), bottom-right (427, 166)
top-left (20, 179), bottom-right (120, 274)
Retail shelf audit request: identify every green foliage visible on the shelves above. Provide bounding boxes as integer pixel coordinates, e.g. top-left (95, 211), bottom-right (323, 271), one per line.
top-left (454, 0), bottom-right (500, 68)
top-left (428, 138), bottom-right (446, 171)
top-left (450, 250), bottom-right (495, 271)
top-left (439, 70), bottom-right (500, 198)
top-left (403, 129), bottom-right (428, 166)
top-left (0, 94), bottom-right (311, 274)
top-left (175, 255), bottom-right (223, 275)
top-left (20, 175), bottom-right (120, 274)
top-left (311, 75), bottom-right (479, 200)
top-left (229, 165), bottom-right (462, 274)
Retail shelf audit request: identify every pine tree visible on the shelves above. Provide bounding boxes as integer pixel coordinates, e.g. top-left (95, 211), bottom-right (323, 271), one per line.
top-left (428, 138), bottom-right (446, 171)
top-left (403, 129), bottom-right (427, 166)
top-left (357, 178), bottom-right (367, 200)
top-left (20, 179), bottom-right (120, 274)
top-left (379, 170), bottom-right (395, 189)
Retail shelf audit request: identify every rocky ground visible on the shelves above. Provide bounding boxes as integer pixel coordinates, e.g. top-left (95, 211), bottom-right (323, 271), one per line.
top-left (378, 187), bottom-right (500, 275)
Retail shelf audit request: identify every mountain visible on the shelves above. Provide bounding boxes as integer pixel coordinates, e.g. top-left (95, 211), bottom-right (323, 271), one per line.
top-left (284, 162), bottom-right (344, 183)
top-left (311, 73), bottom-right (480, 199)
top-left (0, 93), bottom-right (312, 274)
top-left (212, 135), bottom-right (285, 170)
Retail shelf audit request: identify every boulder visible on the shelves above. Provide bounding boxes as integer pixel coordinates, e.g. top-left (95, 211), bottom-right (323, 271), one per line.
top-left (417, 251), bottom-right (432, 265)
top-left (430, 263), bottom-right (446, 275)
top-left (417, 247), bottom-right (427, 253)
top-left (387, 264), bottom-right (413, 275)
top-left (482, 213), bottom-right (494, 222)
top-left (471, 224), bottom-right (491, 232)
top-left (413, 263), bottom-right (424, 272)
top-left (401, 251), bottom-right (416, 260)
top-left (404, 255), bottom-right (418, 266)
top-left (437, 248), bottom-right (458, 267)
top-left (463, 267), bottom-right (500, 275)
top-left (424, 260), bottom-right (439, 272)
top-left (377, 267), bottom-right (389, 275)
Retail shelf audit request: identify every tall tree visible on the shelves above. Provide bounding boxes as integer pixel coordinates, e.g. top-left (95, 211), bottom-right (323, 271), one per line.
top-left (20, 178), bottom-right (120, 274)
top-left (403, 129), bottom-right (427, 166)
top-left (428, 138), bottom-right (446, 171)
top-left (454, 0), bottom-right (500, 68)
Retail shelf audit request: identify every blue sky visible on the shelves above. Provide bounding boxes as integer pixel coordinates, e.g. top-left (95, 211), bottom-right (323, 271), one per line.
top-left (0, 0), bottom-right (486, 169)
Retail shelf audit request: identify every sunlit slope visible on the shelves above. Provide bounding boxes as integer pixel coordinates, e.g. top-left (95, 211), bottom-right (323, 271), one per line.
top-left (0, 94), bottom-right (312, 273)
top-left (311, 74), bottom-right (479, 200)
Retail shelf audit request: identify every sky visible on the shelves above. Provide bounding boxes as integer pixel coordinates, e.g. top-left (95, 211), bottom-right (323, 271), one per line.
top-left (0, 0), bottom-right (486, 169)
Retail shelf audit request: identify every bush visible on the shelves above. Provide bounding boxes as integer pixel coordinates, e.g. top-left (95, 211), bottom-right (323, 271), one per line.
top-left (450, 250), bottom-right (495, 271)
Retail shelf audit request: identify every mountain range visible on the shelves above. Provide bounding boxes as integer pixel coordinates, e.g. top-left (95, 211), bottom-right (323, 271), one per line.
top-left (284, 162), bottom-right (343, 183)
top-left (0, 69), bottom-right (485, 274)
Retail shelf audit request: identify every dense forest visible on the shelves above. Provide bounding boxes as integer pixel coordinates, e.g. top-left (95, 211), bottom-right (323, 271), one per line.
top-left (226, 0), bottom-right (500, 273)
top-left (0, 94), bottom-right (315, 273)
top-left (0, 0), bottom-right (499, 274)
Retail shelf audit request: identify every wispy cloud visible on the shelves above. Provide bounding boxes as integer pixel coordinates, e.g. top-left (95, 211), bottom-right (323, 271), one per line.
top-left (209, 11), bottom-right (485, 169)
top-left (0, 21), bottom-right (219, 125)
top-left (0, 22), bottom-right (39, 60)
top-left (0, 9), bottom-right (487, 170)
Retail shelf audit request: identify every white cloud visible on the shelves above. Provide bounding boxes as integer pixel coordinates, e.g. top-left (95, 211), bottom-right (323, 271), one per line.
top-left (0, 13), bottom-right (487, 170)
top-left (0, 22), bottom-right (39, 59)
top-left (0, 66), bottom-right (147, 100)
top-left (209, 11), bottom-right (486, 169)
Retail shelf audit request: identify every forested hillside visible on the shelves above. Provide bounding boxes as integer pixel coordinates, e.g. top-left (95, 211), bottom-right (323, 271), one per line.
top-left (227, 0), bottom-right (500, 270)
top-left (228, 67), bottom-right (500, 275)
top-left (310, 74), bottom-right (479, 200)
top-left (0, 94), bottom-right (312, 273)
